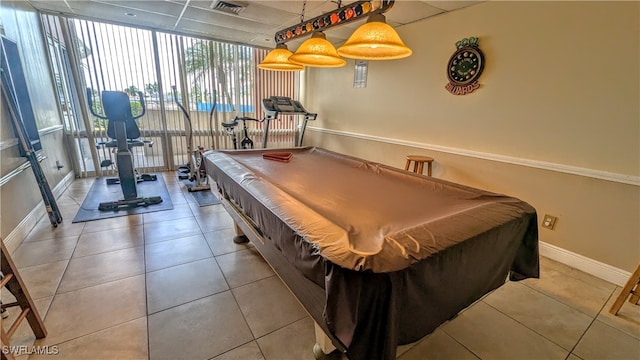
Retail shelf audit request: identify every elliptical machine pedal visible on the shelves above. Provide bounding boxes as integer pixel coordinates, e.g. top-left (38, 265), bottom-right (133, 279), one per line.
top-left (140, 174), bottom-right (157, 182)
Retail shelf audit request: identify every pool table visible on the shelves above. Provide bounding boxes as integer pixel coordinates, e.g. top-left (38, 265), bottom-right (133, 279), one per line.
top-left (204, 147), bottom-right (539, 360)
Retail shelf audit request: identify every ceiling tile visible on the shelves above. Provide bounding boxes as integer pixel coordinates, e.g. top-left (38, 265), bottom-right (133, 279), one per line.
top-left (181, 7), bottom-right (274, 34)
top-left (28, 1), bottom-right (74, 14)
top-left (422, 0), bottom-right (483, 12)
top-left (177, 18), bottom-right (261, 43)
top-left (65, 2), bottom-right (179, 29)
top-left (252, 1), bottom-right (321, 13)
top-left (189, 0), bottom-right (300, 26)
top-left (94, 0), bottom-right (186, 16)
top-left (385, 1), bottom-right (443, 24)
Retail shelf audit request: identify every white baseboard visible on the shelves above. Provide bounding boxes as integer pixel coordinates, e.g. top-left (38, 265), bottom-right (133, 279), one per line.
top-left (307, 127), bottom-right (639, 186)
top-left (539, 241), bottom-right (631, 286)
top-left (3, 171), bottom-right (75, 253)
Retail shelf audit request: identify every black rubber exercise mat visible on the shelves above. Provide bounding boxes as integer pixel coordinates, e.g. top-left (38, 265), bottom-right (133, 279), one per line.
top-left (186, 186), bottom-right (220, 207)
top-left (72, 174), bottom-right (173, 223)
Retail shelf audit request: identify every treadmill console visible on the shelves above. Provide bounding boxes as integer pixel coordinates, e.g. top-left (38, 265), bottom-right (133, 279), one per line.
top-left (262, 96), bottom-right (307, 114)
top-left (260, 96), bottom-right (317, 147)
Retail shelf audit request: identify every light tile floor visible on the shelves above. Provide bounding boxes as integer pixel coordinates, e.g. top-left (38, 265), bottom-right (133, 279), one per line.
top-left (2, 173), bottom-right (639, 360)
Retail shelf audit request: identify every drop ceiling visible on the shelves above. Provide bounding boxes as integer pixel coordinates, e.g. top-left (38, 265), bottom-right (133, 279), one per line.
top-left (26, 0), bottom-right (483, 48)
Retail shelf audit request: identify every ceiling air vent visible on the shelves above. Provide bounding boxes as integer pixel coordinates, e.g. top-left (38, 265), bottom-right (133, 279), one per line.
top-left (210, 1), bottom-right (247, 15)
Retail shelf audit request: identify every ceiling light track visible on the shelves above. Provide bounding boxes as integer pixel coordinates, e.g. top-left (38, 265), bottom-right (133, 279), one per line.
top-left (259, 0), bottom-right (411, 71)
top-left (274, 0), bottom-right (395, 45)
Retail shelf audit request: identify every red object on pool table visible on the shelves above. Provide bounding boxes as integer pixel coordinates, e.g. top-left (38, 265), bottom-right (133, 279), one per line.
top-left (262, 151), bottom-right (293, 162)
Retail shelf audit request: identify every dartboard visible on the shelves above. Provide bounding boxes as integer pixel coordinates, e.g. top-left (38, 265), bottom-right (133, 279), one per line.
top-left (446, 46), bottom-right (484, 86)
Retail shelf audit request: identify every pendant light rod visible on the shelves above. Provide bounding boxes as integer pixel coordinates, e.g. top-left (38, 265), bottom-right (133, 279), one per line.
top-left (274, 0), bottom-right (395, 44)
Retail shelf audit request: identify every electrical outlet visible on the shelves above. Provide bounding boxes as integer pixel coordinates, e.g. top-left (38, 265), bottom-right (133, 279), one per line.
top-left (541, 214), bottom-right (557, 230)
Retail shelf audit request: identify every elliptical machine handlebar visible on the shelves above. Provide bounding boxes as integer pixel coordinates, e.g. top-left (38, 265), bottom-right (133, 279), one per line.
top-left (171, 85), bottom-right (190, 125)
top-left (135, 91), bottom-right (146, 119)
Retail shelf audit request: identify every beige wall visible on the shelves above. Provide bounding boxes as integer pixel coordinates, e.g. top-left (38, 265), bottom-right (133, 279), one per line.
top-left (303, 1), bottom-right (639, 273)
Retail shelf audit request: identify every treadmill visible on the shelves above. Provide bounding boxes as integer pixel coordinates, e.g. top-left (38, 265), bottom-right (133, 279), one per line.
top-left (262, 96), bottom-right (317, 147)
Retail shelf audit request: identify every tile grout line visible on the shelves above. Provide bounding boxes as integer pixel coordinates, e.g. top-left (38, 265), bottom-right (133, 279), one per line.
top-left (143, 215), bottom-right (151, 360)
top-left (201, 227), bottom-right (267, 359)
top-left (565, 287), bottom-right (618, 358)
top-left (481, 299), bottom-right (574, 354)
top-left (436, 327), bottom-right (482, 360)
top-left (205, 339), bottom-right (258, 360)
top-left (519, 277), bottom-right (612, 319)
top-left (26, 316), bottom-right (149, 352)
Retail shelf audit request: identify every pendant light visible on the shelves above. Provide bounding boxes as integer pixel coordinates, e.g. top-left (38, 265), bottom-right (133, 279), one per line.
top-left (289, 32), bottom-right (346, 68)
top-left (337, 13), bottom-right (412, 60)
top-left (258, 44), bottom-right (304, 71)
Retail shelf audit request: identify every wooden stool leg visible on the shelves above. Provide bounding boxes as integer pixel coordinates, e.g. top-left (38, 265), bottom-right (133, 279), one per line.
top-left (427, 162), bottom-right (432, 176)
top-left (404, 159), bottom-right (411, 171)
top-left (610, 264), bottom-right (640, 315)
top-left (417, 162), bottom-right (424, 175)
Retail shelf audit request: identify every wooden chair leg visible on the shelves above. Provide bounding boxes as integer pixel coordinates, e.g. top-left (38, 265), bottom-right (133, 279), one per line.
top-left (610, 264), bottom-right (640, 315)
top-left (404, 159), bottom-right (411, 171)
top-left (1, 327), bottom-right (16, 360)
top-left (0, 240), bottom-right (47, 360)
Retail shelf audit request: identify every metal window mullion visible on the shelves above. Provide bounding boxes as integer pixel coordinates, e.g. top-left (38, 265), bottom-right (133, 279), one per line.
top-left (168, 35), bottom-right (181, 168)
top-left (207, 41), bottom-right (220, 149)
top-left (152, 31), bottom-right (172, 170)
top-left (132, 28), bottom-right (151, 170)
top-left (92, 21), bottom-right (112, 174)
top-left (69, 19), bottom-right (91, 176)
top-left (91, 21), bottom-right (111, 174)
top-left (178, 37), bottom-right (192, 168)
top-left (137, 28), bottom-right (155, 170)
top-left (137, 28), bottom-right (152, 170)
top-left (60, 18), bottom-right (102, 177)
top-left (40, 15), bottom-right (83, 177)
top-left (81, 19), bottom-right (103, 175)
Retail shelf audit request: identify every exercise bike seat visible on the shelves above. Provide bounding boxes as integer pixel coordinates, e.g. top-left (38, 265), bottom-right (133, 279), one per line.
top-left (221, 120), bottom-right (238, 128)
top-left (102, 139), bottom-right (146, 148)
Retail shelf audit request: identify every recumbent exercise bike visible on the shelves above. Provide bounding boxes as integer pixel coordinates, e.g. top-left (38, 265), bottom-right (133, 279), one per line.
top-left (86, 89), bottom-right (162, 211)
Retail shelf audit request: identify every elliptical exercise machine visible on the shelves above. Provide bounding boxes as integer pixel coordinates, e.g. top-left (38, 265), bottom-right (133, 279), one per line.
top-left (86, 89), bottom-right (162, 211)
top-left (172, 86), bottom-right (210, 192)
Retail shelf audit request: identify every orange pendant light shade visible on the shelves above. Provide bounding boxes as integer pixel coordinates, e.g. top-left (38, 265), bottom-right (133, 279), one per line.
top-left (289, 32), bottom-right (346, 68)
top-left (337, 13), bottom-right (412, 60)
top-left (258, 44), bottom-right (304, 71)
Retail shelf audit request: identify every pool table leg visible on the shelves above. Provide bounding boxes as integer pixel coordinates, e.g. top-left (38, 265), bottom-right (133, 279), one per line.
top-left (232, 222), bottom-right (249, 244)
top-left (313, 322), bottom-right (341, 359)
